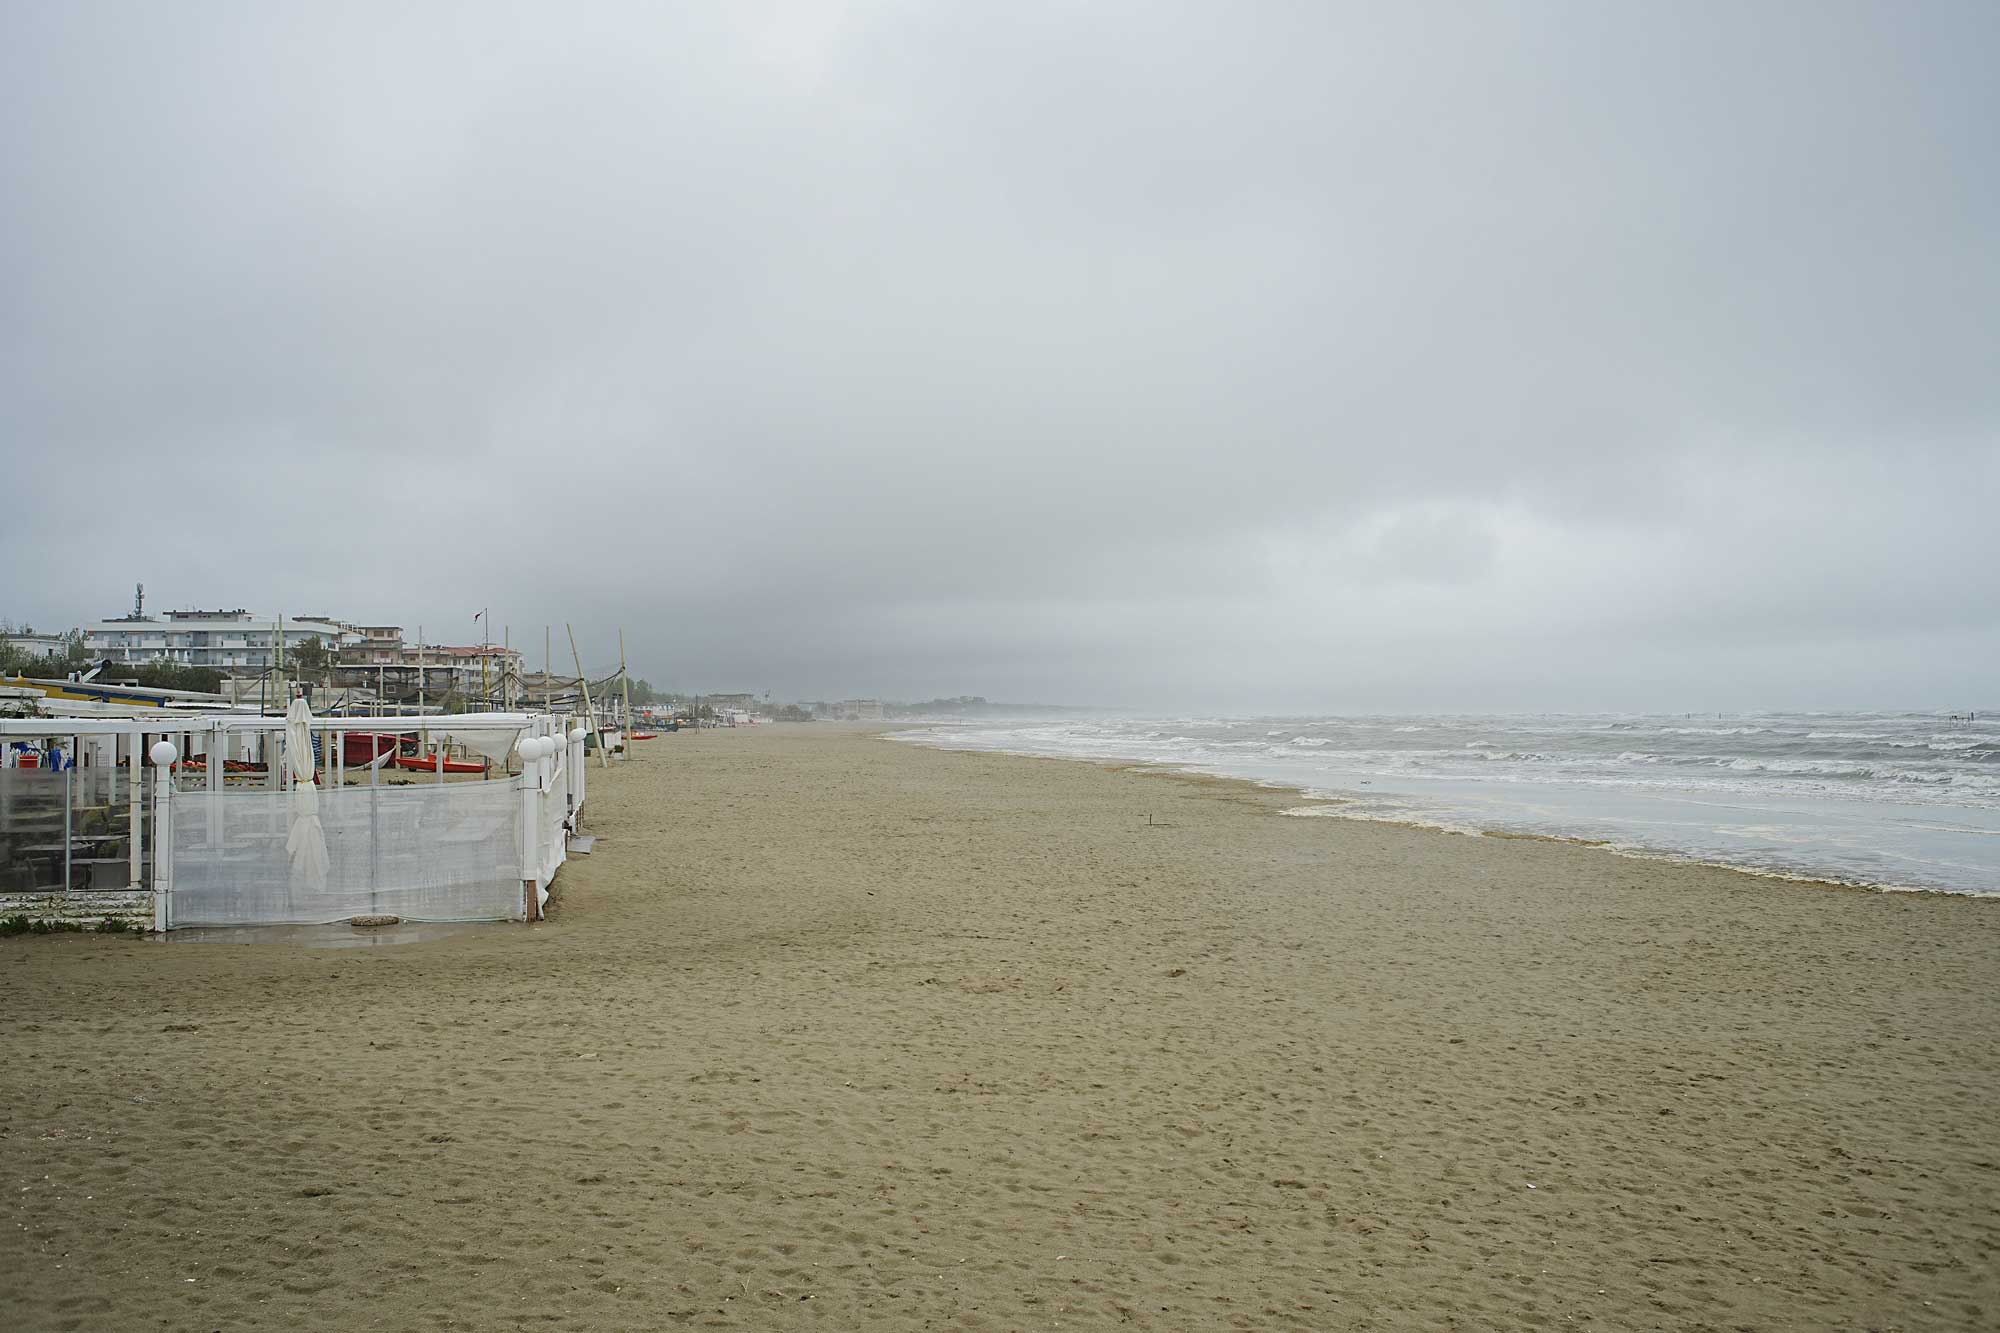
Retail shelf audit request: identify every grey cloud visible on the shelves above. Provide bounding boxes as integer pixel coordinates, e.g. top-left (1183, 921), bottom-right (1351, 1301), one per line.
top-left (3, 1), bottom-right (1995, 710)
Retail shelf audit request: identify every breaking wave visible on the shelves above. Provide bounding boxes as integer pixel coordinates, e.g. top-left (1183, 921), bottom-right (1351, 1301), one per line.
top-left (893, 710), bottom-right (2000, 895)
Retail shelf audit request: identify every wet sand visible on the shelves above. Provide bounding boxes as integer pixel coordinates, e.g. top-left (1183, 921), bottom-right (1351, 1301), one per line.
top-left (2, 724), bottom-right (1996, 1330)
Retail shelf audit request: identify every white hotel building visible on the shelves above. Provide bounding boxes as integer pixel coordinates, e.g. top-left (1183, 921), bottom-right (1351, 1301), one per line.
top-left (84, 609), bottom-right (360, 671)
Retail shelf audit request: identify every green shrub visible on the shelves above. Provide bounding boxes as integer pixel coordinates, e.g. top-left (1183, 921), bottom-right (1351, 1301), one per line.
top-left (0, 915), bottom-right (93, 936)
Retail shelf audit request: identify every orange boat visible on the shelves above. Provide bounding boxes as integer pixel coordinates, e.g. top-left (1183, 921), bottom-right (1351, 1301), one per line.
top-left (631, 732), bottom-right (658, 740)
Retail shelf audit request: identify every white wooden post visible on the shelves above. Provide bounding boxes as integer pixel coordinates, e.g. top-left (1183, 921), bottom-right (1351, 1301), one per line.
top-left (519, 759), bottom-right (541, 922)
top-left (150, 740), bottom-right (177, 931)
top-left (127, 729), bottom-right (142, 892)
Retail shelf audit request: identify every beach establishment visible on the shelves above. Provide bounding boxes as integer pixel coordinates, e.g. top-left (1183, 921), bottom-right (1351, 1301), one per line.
top-left (0, 706), bottom-right (592, 930)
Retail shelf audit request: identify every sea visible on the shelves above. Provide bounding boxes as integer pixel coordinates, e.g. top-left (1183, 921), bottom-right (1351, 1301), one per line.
top-left (893, 712), bottom-right (2000, 896)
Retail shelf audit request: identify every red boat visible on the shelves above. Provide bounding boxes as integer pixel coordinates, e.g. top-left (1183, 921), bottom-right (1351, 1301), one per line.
top-left (630, 732), bottom-right (658, 740)
top-left (343, 732), bottom-right (411, 765)
top-left (394, 752), bottom-right (487, 774)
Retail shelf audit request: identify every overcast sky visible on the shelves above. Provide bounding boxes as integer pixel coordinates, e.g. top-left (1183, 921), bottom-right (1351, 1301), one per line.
top-left (3, 1), bottom-right (1995, 711)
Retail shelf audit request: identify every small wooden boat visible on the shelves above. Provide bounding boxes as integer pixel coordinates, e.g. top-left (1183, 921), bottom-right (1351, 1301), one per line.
top-left (393, 752), bottom-right (486, 774)
top-left (631, 732), bottom-right (658, 740)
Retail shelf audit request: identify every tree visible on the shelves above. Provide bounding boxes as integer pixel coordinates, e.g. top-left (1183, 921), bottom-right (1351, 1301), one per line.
top-left (0, 629), bottom-right (87, 680)
top-left (291, 635), bottom-right (330, 686)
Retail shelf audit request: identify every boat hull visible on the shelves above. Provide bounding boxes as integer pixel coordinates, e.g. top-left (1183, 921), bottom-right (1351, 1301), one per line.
top-left (343, 732), bottom-right (410, 765)
top-left (393, 753), bottom-right (486, 774)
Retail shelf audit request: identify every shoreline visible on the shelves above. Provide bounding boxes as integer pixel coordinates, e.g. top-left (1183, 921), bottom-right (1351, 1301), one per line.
top-left (884, 725), bottom-right (2000, 900)
top-left (4, 724), bottom-right (1996, 1330)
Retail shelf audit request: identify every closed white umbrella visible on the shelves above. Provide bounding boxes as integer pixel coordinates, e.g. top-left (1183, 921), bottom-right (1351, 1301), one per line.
top-left (284, 696), bottom-right (330, 891)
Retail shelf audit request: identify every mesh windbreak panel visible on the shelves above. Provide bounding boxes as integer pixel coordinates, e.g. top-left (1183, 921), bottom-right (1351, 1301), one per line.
top-left (170, 780), bottom-right (523, 925)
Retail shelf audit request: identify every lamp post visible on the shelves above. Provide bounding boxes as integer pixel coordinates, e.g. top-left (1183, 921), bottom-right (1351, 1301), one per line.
top-left (149, 740), bottom-right (178, 930)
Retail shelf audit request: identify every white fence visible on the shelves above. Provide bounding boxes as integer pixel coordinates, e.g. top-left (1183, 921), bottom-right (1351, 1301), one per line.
top-left (170, 781), bottom-right (524, 926)
top-left (1, 711), bottom-right (586, 928)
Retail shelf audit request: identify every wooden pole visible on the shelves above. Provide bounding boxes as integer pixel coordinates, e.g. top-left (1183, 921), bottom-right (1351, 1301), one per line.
top-left (567, 623), bottom-right (609, 769)
top-left (619, 630), bottom-right (632, 760)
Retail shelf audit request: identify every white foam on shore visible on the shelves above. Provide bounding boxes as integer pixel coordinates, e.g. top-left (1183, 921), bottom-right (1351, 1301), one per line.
top-left (890, 711), bottom-right (2000, 896)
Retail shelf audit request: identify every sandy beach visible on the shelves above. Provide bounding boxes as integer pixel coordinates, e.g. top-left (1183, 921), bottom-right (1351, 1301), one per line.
top-left (2, 723), bottom-right (1995, 1330)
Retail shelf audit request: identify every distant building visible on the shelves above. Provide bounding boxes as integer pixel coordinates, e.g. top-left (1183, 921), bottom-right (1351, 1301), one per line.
top-left (837, 699), bottom-right (884, 721)
top-left (0, 628), bottom-right (73, 658)
top-left (84, 609), bottom-right (357, 670)
top-left (333, 641), bottom-right (522, 697)
top-left (346, 626), bottom-right (406, 663)
top-left (704, 693), bottom-right (757, 713)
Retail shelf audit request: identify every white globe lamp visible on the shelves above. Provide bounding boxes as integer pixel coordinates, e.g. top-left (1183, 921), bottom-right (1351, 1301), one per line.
top-left (150, 741), bottom-right (178, 767)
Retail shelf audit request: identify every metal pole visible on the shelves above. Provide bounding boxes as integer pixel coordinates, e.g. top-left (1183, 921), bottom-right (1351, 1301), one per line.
top-left (369, 762), bottom-right (380, 915)
top-left (207, 720), bottom-right (221, 849)
top-left (63, 755), bottom-right (73, 893)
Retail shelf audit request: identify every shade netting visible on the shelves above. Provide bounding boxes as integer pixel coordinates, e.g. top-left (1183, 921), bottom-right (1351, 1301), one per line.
top-left (170, 780), bottom-right (522, 926)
